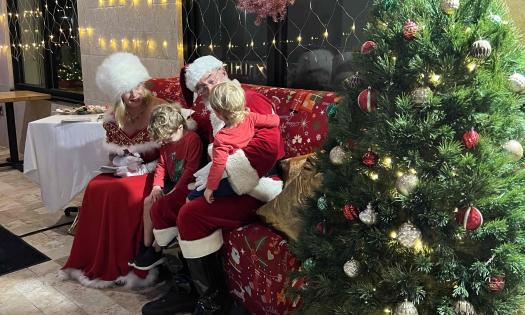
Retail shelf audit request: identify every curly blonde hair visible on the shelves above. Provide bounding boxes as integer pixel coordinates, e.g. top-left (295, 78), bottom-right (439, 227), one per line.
top-left (209, 81), bottom-right (247, 125)
top-left (148, 103), bottom-right (187, 142)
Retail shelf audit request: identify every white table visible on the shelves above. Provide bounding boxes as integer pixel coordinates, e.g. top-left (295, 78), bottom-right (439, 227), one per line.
top-left (23, 114), bottom-right (109, 212)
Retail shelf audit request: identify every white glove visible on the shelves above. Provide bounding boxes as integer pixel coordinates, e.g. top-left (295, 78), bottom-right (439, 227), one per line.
top-left (193, 161), bottom-right (228, 191)
top-left (115, 160), bottom-right (157, 178)
top-left (112, 153), bottom-right (143, 167)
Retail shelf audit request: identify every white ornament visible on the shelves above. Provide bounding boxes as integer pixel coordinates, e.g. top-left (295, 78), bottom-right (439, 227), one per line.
top-left (397, 222), bottom-right (422, 247)
top-left (396, 174), bottom-right (419, 196)
top-left (329, 146), bottom-right (346, 166)
top-left (471, 40), bottom-right (492, 59)
top-left (441, 0), bottom-right (459, 15)
top-left (359, 203), bottom-right (377, 225)
top-left (411, 87), bottom-right (432, 105)
top-left (508, 73), bottom-right (525, 93)
top-left (343, 259), bottom-right (359, 278)
top-left (503, 140), bottom-right (523, 161)
top-left (394, 300), bottom-right (419, 315)
top-left (489, 14), bottom-right (502, 24)
top-left (454, 300), bottom-right (476, 315)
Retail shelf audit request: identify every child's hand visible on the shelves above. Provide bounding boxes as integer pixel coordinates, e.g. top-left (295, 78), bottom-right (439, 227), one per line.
top-left (204, 188), bottom-right (215, 204)
top-left (150, 186), bottom-right (164, 203)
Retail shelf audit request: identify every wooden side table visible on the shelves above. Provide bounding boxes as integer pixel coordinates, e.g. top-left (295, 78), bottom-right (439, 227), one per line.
top-left (0, 91), bottom-right (51, 171)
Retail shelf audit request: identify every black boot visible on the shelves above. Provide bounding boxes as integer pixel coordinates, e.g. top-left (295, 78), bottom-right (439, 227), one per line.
top-left (141, 273), bottom-right (197, 315)
top-left (187, 252), bottom-right (233, 315)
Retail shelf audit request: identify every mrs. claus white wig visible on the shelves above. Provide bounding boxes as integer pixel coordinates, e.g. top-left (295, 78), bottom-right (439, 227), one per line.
top-left (95, 52), bottom-right (151, 103)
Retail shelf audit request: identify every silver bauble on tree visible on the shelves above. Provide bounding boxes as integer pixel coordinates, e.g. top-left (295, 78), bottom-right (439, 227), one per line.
top-left (411, 87), bottom-right (432, 105)
top-left (359, 203), bottom-right (377, 225)
top-left (397, 222), bottom-right (422, 247)
top-left (396, 174), bottom-right (419, 196)
top-left (343, 259), bottom-right (359, 278)
top-left (394, 300), bottom-right (419, 315)
top-left (329, 145), bottom-right (347, 166)
top-left (471, 40), bottom-right (492, 59)
top-left (342, 73), bottom-right (362, 90)
top-left (441, 0), bottom-right (459, 15)
top-left (508, 73), bottom-right (525, 93)
top-left (454, 300), bottom-right (476, 315)
top-left (503, 140), bottom-right (523, 161)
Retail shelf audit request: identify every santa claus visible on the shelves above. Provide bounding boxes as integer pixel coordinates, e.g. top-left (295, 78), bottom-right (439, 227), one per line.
top-left (143, 55), bottom-right (285, 315)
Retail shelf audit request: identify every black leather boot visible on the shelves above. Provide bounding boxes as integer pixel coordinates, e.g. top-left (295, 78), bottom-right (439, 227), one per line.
top-left (141, 273), bottom-right (197, 315)
top-left (187, 252), bottom-right (233, 315)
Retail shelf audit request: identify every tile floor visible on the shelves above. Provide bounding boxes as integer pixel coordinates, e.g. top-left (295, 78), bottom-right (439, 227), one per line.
top-left (0, 148), bottom-right (169, 315)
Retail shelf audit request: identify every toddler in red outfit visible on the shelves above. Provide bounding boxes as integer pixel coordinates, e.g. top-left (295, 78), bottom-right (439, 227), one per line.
top-left (187, 81), bottom-right (280, 204)
top-left (129, 103), bottom-right (203, 270)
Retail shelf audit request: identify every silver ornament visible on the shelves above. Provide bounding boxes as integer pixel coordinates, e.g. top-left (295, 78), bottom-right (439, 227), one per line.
top-left (411, 87), bottom-right (432, 105)
top-left (343, 259), bottom-right (359, 278)
top-left (508, 73), bottom-right (525, 93)
top-left (329, 145), bottom-right (347, 166)
top-left (394, 300), bottom-right (419, 315)
top-left (317, 195), bottom-right (328, 211)
top-left (343, 73), bottom-right (362, 90)
top-left (397, 222), bottom-right (422, 247)
top-left (396, 174), bottom-right (419, 196)
top-left (471, 40), bottom-right (492, 59)
top-left (489, 14), bottom-right (502, 24)
top-left (503, 140), bottom-right (523, 161)
top-left (454, 300), bottom-right (476, 315)
top-left (359, 203), bottom-right (377, 225)
top-left (441, 0), bottom-right (459, 15)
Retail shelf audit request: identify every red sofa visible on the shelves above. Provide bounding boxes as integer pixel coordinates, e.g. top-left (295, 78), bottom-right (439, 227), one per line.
top-left (147, 77), bottom-right (338, 314)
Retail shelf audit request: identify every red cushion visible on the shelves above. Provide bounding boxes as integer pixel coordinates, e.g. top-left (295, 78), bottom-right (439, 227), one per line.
top-left (145, 77), bottom-right (188, 107)
top-left (223, 224), bottom-right (301, 314)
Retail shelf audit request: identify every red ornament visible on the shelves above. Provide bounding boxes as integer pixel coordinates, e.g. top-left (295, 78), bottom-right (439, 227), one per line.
top-left (343, 204), bottom-right (359, 221)
top-left (488, 275), bottom-right (505, 292)
top-left (455, 206), bottom-right (483, 230)
top-left (402, 19), bottom-right (419, 40)
top-left (361, 40), bottom-right (377, 54)
top-left (357, 87), bottom-right (377, 112)
top-left (462, 129), bottom-right (480, 149)
top-left (362, 149), bottom-right (379, 167)
top-left (315, 221), bottom-right (327, 234)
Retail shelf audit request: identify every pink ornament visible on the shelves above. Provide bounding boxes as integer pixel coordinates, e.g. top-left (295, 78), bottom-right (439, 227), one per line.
top-left (488, 275), bottom-right (505, 292)
top-left (236, 0), bottom-right (295, 25)
top-left (358, 87), bottom-right (377, 112)
top-left (462, 129), bottom-right (480, 149)
top-left (402, 20), bottom-right (419, 40)
top-left (361, 40), bottom-right (377, 55)
top-left (455, 206), bottom-right (483, 231)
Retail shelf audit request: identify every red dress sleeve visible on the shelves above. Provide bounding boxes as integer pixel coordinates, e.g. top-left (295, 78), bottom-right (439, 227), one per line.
top-left (174, 132), bottom-right (204, 191)
top-left (153, 147), bottom-right (167, 187)
top-left (207, 135), bottom-right (232, 190)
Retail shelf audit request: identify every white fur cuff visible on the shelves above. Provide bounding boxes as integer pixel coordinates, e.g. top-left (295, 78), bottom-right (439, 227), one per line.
top-left (179, 229), bottom-right (223, 259)
top-left (153, 227), bottom-right (179, 247)
top-left (248, 177), bottom-right (283, 202)
top-left (226, 149), bottom-right (259, 195)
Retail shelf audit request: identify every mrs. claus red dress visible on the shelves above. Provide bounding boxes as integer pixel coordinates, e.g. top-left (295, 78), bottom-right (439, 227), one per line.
top-left (61, 115), bottom-right (160, 289)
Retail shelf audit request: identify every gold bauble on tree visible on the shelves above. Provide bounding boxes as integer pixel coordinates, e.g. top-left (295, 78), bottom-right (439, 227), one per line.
top-left (441, 0), bottom-right (459, 14)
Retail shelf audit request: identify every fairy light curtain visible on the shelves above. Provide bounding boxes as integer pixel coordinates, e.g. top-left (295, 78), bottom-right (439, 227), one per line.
top-left (183, 0), bottom-right (372, 91)
top-left (7, 0), bottom-right (82, 91)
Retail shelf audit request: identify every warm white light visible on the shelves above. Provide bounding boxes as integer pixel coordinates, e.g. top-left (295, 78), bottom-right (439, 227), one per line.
top-left (323, 30), bottom-right (329, 38)
top-left (297, 35), bottom-right (302, 43)
top-left (370, 172), bottom-right (379, 181)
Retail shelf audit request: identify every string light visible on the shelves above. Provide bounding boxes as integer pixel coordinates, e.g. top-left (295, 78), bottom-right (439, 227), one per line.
top-left (370, 172), bottom-right (379, 181)
top-left (323, 30), bottom-right (329, 38)
top-left (466, 62), bottom-right (477, 73)
top-left (382, 157), bottom-right (392, 168)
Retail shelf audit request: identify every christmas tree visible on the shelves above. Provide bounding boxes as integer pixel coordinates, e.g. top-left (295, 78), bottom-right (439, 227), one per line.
top-left (291, 0), bottom-right (525, 314)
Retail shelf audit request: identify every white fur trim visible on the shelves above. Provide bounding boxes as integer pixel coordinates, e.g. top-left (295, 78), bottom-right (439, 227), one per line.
top-left (204, 100), bottom-right (226, 136)
top-left (153, 227), bottom-right (179, 247)
top-left (226, 149), bottom-right (259, 195)
top-left (103, 140), bottom-right (160, 156)
top-left (96, 53), bottom-right (151, 103)
top-left (179, 229), bottom-right (223, 259)
top-left (58, 268), bottom-right (158, 289)
top-left (185, 56), bottom-right (224, 92)
top-left (247, 177), bottom-right (283, 202)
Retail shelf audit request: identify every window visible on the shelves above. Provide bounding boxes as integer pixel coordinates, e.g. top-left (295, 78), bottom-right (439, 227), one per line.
top-left (7, 0), bottom-right (83, 103)
top-left (183, 0), bottom-right (371, 91)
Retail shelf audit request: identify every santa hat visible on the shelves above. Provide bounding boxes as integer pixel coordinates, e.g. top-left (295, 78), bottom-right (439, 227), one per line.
top-left (96, 52), bottom-right (151, 103)
top-left (184, 55), bottom-right (224, 92)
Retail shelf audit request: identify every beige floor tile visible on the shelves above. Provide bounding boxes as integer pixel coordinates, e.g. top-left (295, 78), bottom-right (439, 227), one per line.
top-left (0, 289), bottom-right (44, 315)
top-left (28, 260), bottom-right (62, 277)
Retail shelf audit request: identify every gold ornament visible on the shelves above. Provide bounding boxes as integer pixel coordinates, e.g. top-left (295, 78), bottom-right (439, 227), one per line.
top-left (441, 0), bottom-right (460, 14)
top-left (397, 222), bottom-right (422, 247)
top-left (394, 300), bottom-right (419, 315)
top-left (411, 87), bottom-right (432, 105)
top-left (343, 259), bottom-right (359, 278)
top-left (395, 174), bottom-right (418, 196)
top-left (503, 140), bottom-right (523, 161)
top-left (329, 146), bottom-right (347, 165)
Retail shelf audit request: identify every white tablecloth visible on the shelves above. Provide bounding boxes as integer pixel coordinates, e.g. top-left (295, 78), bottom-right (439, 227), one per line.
top-left (23, 114), bottom-right (109, 212)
